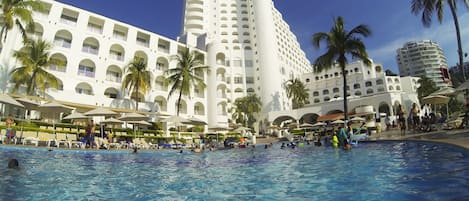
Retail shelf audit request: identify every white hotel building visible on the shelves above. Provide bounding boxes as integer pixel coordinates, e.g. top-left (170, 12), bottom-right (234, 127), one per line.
top-left (0, 0), bottom-right (312, 129)
top-left (268, 61), bottom-right (421, 129)
top-left (0, 0), bottom-right (421, 130)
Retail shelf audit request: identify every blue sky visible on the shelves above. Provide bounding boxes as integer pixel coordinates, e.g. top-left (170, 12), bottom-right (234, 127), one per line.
top-left (56, 0), bottom-right (469, 74)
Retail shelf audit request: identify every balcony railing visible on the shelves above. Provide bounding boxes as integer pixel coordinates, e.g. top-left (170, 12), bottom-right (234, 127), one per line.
top-left (109, 53), bottom-right (124, 61)
top-left (82, 46), bottom-right (99, 55)
top-left (54, 39), bottom-right (71, 48)
top-left (78, 70), bottom-right (95, 78)
top-left (48, 64), bottom-right (66, 72)
top-left (106, 75), bottom-right (121, 83)
top-left (87, 26), bottom-right (103, 34)
top-left (60, 18), bottom-right (77, 26)
top-left (137, 40), bottom-right (149, 48)
top-left (113, 32), bottom-right (127, 41)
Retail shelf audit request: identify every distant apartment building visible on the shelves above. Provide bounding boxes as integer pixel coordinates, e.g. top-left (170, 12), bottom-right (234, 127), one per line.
top-left (396, 40), bottom-right (451, 88)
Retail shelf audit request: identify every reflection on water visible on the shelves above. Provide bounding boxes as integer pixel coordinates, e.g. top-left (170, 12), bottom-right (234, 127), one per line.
top-left (0, 142), bottom-right (467, 201)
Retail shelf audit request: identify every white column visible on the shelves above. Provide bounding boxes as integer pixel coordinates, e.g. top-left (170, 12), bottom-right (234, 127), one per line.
top-left (253, 0), bottom-right (283, 113)
top-left (206, 41), bottom-right (224, 127)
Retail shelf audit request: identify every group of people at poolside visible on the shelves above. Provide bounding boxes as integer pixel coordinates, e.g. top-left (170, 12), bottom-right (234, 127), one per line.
top-left (279, 121), bottom-right (358, 150)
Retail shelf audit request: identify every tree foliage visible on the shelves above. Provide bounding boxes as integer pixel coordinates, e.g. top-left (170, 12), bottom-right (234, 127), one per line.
top-left (312, 16), bottom-right (372, 121)
top-left (417, 76), bottom-right (438, 101)
top-left (231, 94), bottom-right (262, 128)
top-left (411, 0), bottom-right (469, 80)
top-left (10, 39), bottom-right (62, 96)
top-left (284, 78), bottom-right (309, 109)
top-left (121, 57), bottom-right (152, 110)
top-left (166, 48), bottom-right (208, 116)
top-left (0, 0), bottom-right (45, 42)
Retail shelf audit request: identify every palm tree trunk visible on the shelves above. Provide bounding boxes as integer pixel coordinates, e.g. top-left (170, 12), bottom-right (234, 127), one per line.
top-left (177, 89), bottom-right (183, 116)
top-left (27, 70), bottom-right (37, 96)
top-left (449, 1), bottom-right (466, 81)
top-left (342, 67), bottom-right (348, 122)
top-left (136, 71), bottom-right (139, 110)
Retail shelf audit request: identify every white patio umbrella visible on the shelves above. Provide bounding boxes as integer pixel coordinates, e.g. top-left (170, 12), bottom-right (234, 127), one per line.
top-left (63, 112), bottom-right (89, 120)
top-left (118, 112), bottom-right (149, 121)
top-left (185, 116), bottom-right (207, 126)
top-left (119, 113), bottom-right (149, 139)
top-left (160, 115), bottom-right (190, 126)
top-left (421, 95), bottom-right (450, 105)
top-left (430, 87), bottom-right (457, 96)
top-left (100, 117), bottom-right (124, 138)
top-left (84, 107), bottom-right (118, 117)
top-left (38, 102), bottom-right (75, 132)
top-left (0, 93), bottom-right (24, 108)
top-left (299, 123), bottom-right (314, 128)
top-left (331, 120), bottom-right (345, 124)
top-left (208, 125), bottom-right (231, 132)
top-left (422, 95), bottom-right (451, 117)
top-left (16, 97), bottom-right (39, 110)
top-left (101, 117), bottom-right (124, 124)
top-left (63, 112), bottom-right (90, 133)
top-left (312, 122), bottom-right (327, 127)
top-left (350, 117), bottom-right (366, 122)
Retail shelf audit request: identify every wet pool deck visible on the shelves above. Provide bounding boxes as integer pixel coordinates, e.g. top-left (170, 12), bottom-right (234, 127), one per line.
top-left (367, 128), bottom-right (469, 149)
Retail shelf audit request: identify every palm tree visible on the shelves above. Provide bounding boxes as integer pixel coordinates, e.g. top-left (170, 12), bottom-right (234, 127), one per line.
top-left (166, 48), bottom-right (208, 116)
top-left (312, 16), bottom-right (372, 122)
top-left (231, 94), bottom-right (262, 128)
top-left (417, 75), bottom-right (438, 101)
top-left (121, 58), bottom-right (152, 110)
top-left (10, 39), bottom-right (62, 96)
top-left (411, 0), bottom-right (469, 81)
top-left (284, 78), bottom-right (309, 109)
top-left (0, 0), bottom-right (45, 42)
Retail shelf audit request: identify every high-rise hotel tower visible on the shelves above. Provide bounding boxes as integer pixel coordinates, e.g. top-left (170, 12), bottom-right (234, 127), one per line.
top-left (181, 0), bottom-right (312, 127)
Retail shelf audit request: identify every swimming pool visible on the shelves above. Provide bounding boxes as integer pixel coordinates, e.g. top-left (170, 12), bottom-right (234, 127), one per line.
top-left (0, 141), bottom-right (467, 201)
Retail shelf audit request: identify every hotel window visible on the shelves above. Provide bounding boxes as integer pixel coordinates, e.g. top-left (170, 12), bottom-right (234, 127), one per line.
top-left (376, 79), bottom-right (383, 85)
top-left (324, 97), bottom-right (330, 102)
top-left (245, 60), bottom-right (253, 67)
top-left (366, 89), bottom-right (374, 94)
top-left (365, 81), bottom-right (372, 87)
top-left (234, 76), bottom-right (243, 84)
top-left (246, 77), bottom-right (254, 84)
top-left (60, 9), bottom-right (78, 25)
top-left (314, 98), bottom-right (320, 103)
top-left (87, 22), bottom-right (103, 34)
top-left (353, 83), bottom-right (361, 89)
top-left (313, 91), bottom-right (319, 96)
top-left (378, 87), bottom-right (385, 92)
top-left (78, 65), bottom-right (95, 78)
top-left (323, 89), bottom-right (329, 95)
top-left (396, 86), bottom-right (401, 90)
top-left (354, 91), bottom-right (362, 96)
top-left (233, 59), bottom-right (242, 67)
top-left (333, 88), bottom-right (339, 93)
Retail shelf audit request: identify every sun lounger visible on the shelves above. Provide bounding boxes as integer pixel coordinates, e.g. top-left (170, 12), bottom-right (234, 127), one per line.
top-left (23, 137), bottom-right (39, 146)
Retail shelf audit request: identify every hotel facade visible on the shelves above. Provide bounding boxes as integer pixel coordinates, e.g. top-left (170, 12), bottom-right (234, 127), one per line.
top-left (1, 0), bottom-right (420, 131)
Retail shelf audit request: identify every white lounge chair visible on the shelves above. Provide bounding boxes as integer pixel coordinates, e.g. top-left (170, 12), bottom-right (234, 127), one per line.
top-left (23, 137), bottom-right (39, 146)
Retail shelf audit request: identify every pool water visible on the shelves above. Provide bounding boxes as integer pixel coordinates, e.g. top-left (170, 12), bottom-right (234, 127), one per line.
top-left (0, 141), bottom-right (468, 201)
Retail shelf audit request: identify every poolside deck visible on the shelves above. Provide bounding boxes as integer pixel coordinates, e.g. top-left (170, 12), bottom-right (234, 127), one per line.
top-left (367, 128), bottom-right (469, 149)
